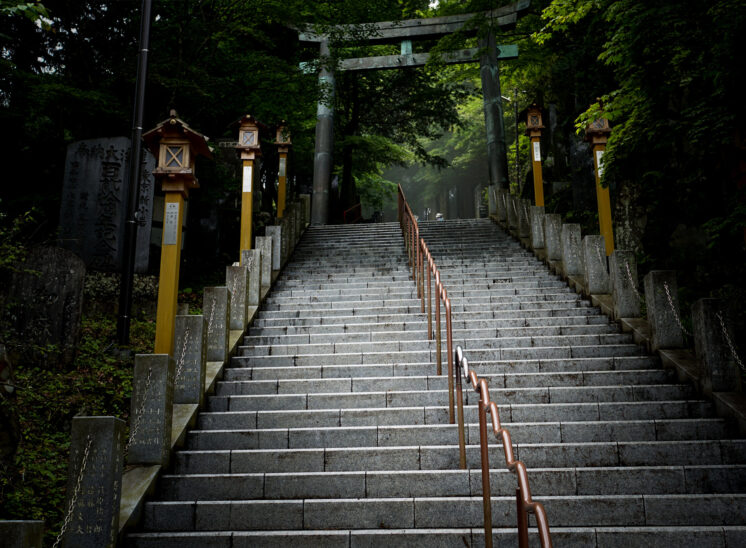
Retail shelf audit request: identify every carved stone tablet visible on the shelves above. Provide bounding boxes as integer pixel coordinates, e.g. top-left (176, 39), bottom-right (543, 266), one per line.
top-left (203, 287), bottom-right (231, 363)
top-left (62, 416), bottom-right (124, 548)
top-left (127, 354), bottom-right (174, 466)
top-left (226, 266), bottom-right (248, 330)
top-left (173, 316), bottom-right (207, 405)
top-left (241, 249), bottom-right (262, 306)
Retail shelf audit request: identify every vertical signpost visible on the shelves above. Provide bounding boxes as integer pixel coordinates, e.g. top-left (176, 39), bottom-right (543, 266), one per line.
top-left (525, 103), bottom-right (545, 207)
top-left (145, 111), bottom-right (212, 355)
top-left (236, 115), bottom-right (262, 260)
top-left (275, 122), bottom-right (292, 219)
top-left (585, 117), bottom-right (614, 255)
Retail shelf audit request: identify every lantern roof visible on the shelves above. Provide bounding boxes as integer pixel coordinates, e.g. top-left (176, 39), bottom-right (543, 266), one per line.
top-left (143, 110), bottom-right (212, 159)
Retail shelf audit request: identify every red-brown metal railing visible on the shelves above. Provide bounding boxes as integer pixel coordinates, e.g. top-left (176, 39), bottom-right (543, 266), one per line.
top-left (456, 345), bottom-right (553, 548)
top-left (398, 184), bottom-right (553, 548)
top-left (343, 202), bottom-right (362, 224)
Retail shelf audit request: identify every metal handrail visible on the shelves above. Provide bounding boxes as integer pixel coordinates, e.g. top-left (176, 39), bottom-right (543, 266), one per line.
top-left (397, 185), bottom-right (552, 547)
top-left (456, 345), bottom-right (553, 548)
top-left (343, 202), bottom-right (362, 224)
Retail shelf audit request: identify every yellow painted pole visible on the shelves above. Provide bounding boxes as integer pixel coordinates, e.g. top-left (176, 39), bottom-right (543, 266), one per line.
top-left (240, 158), bottom-right (254, 258)
top-left (277, 151), bottom-right (287, 218)
top-left (592, 144), bottom-right (614, 255)
top-left (530, 135), bottom-right (545, 206)
top-left (154, 192), bottom-right (185, 354)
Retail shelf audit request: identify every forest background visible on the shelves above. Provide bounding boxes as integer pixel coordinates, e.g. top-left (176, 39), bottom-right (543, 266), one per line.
top-left (0, 0), bottom-right (744, 543)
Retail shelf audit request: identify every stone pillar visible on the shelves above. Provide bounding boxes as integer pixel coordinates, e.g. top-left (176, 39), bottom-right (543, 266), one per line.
top-left (226, 265), bottom-right (248, 330)
top-left (255, 236), bottom-right (273, 289)
top-left (265, 226), bottom-right (282, 270)
top-left (479, 29), bottom-right (510, 191)
top-left (311, 40), bottom-right (334, 225)
top-left (242, 249), bottom-right (262, 306)
top-left (497, 188), bottom-right (507, 223)
top-left (0, 521), bottom-right (44, 548)
top-left (127, 354), bottom-right (174, 466)
top-left (544, 214), bottom-right (562, 261)
top-left (300, 194), bottom-right (311, 226)
top-left (488, 185), bottom-right (497, 216)
top-left (529, 206), bottom-right (545, 249)
top-left (61, 416), bottom-right (124, 548)
top-left (644, 271), bottom-right (685, 351)
top-left (609, 250), bottom-right (641, 319)
top-left (506, 195), bottom-right (518, 229)
top-left (518, 199), bottom-right (531, 238)
top-left (560, 223), bottom-right (582, 276)
top-left (203, 287), bottom-right (231, 363)
top-left (582, 235), bottom-right (610, 294)
top-left (692, 299), bottom-right (742, 394)
top-left (173, 315), bottom-right (207, 406)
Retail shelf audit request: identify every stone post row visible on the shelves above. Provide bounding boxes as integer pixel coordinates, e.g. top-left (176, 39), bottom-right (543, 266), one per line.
top-left (242, 249), bottom-right (262, 306)
top-left (544, 214), bottom-right (562, 262)
top-left (560, 223), bottom-right (582, 277)
top-left (203, 286), bottom-right (230, 364)
top-left (173, 315), bottom-right (207, 406)
top-left (497, 188), bottom-right (507, 224)
top-left (643, 270), bottom-right (684, 352)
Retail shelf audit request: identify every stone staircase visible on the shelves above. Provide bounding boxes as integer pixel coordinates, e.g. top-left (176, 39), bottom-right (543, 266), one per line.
top-left (127, 219), bottom-right (746, 547)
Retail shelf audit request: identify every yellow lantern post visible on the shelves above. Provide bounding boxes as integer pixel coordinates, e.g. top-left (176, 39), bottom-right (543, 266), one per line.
top-left (144, 110), bottom-right (212, 355)
top-left (525, 103), bottom-right (545, 207)
top-left (275, 122), bottom-right (292, 219)
top-left (236, 115), bottom-right (262, 260)
top-left (585, 117), bottom-right (614, 255)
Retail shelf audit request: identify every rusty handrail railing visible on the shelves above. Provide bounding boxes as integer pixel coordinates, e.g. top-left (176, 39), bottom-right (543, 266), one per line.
top-left (398, 185), bottom-right (455, 423)
top-left (456, 345), bottom-right (553, 548)
top-left (343, 202), bottom-right (362, 223)
top-left (397, 185), bottom-right (551, 546)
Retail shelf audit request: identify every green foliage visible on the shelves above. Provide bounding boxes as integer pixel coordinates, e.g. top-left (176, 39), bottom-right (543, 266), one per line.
top-left (0, 315), bottom-right (154, 544)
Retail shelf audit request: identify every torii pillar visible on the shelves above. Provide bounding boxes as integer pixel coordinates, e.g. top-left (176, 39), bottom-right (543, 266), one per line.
top-left (311, 39), bottom-right (334, 225)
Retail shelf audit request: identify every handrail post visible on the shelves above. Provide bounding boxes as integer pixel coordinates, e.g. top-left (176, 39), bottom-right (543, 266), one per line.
top-left (419, 239), bottom-right (425, 312)
top-left (435, 274), bottom-right (442, 376)
top-left (426, 255), bottom-right (432, 339)
top-left (455, 349), bottom-right (467, 469)
top-left (517, 487), bottom-right (529, 548)
top-left (445, 295), bottom-right (454, 424)
top-left (478, 389), bottom-right (493, 548)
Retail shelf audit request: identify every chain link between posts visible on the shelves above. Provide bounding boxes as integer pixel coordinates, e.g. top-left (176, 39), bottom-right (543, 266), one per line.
top-left (595, 242), bottom-right (605, 268)
top-left (716, 311), bottom-right (746, 373)
top-left (125, 366), bottom-right (153, 456)
top-left (53, 434), bottom-right (93, 548)
top-left (625, 261), bottom-right (645, 303)
top-left (662, 281), bottom-right (692, 336)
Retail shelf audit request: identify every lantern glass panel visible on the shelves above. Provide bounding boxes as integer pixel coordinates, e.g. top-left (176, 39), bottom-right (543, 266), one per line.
top-left (166, 145), bottom-right (185, 168)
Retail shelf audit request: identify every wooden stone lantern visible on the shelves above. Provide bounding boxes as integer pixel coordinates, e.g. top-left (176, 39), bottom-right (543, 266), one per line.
top-left (525, 104), bottom-right (546, 207)
top-left (585, 116), bottom-right (614, 255)
top-left (144, 110), bottom-right (212, 355)
top-left (275, 122), bottom-right (292, 219)
top-left (275, 120), bottom-right (293, 219)
top-left (236, 114), bottom-right (262, 259)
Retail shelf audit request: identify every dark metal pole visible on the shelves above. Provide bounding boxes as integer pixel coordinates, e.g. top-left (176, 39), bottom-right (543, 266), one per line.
top-left (118, 0), bottom-right (153, 346)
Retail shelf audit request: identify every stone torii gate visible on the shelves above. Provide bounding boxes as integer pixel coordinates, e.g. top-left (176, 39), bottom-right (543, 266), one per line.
top-left (298, 0), bottom-right (530, 225)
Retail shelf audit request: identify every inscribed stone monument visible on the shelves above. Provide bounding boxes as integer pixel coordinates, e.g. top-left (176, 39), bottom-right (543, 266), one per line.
top-left (127, 354), bottom-right (174, 466)
top-left (62, 416), bottom-right (124, 548)
top-left (8, 247), bottom-right (86, 367)
top-left (173, 315), bottom-right (207, 405)
top-left (58, 137), bottom-right (155, 272)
